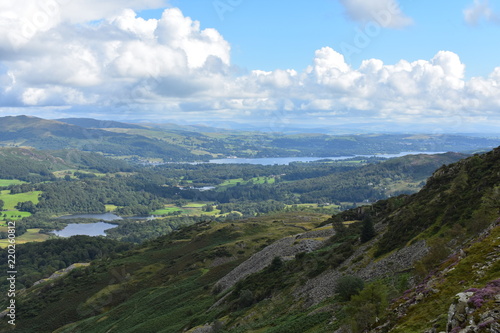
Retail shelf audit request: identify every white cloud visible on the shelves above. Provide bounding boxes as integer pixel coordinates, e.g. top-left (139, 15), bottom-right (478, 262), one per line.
top-left (464, 0), bottom-right (500, 25)
top-left (338, 0), bottom-right (413, 28)
top-left (2, 4), bottom-right (500, 132)
top-left (0, 6), bottom-right (231, 109)
top-left (0, 0), bottom-right (169, 50)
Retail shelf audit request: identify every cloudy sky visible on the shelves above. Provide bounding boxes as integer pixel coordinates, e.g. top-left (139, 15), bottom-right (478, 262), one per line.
top-left (1, 0), bottom-right (500, 133)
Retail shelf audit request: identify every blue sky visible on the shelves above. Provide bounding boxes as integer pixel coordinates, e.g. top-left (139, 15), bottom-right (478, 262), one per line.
top-left (1, 0), bottom-right (500, 133)
top-left (137, 0), bottom-right (500, 78)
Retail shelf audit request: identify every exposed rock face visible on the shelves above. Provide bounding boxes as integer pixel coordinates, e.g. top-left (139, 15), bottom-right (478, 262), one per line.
top-left (214, 227), bottom-right (335, 293)
top-left (189, 325), bottom-right (214, 333)
top-left (357, 240), bottom-right (428, 281)
top-left (447, 292), bottom-right (474, 332)
top-left (209, 256), bottom-right (237, 268)
top-left (295, 239), bottom-right (429, 307)
top-left (32, 263), bottom-right (90, 286)
top-left (446, 290), bottom-right (500, 333)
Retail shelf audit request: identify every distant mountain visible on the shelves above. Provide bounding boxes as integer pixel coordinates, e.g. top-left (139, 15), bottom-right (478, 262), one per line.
top-left (0, 115), bottom-right (114, 140)
top-left (57, 118), bottom-right (147, 130)
top-left (3, 116), bottom-right (500, 162)
top-left (140, 121), bottom-right (237, 133)
top-left (0, 116), bottom-right (207, 161)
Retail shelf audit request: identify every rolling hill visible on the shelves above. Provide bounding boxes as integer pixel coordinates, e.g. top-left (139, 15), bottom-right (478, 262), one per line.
top-left (0, 116), bottom-right (206, 161)
top-left (4, 116), bottom-right (500, 163)
top-left (3, 148), bottom-right (500, 332)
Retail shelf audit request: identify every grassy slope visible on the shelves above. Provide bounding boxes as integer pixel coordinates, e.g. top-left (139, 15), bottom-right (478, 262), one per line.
top-left (389, 224), bottom-right (500, 332)
top-left (0, 190), bottom-right (41, 210)
top-left (0, 179), bottom-right (26, 186)
top-left (8, 212), bottom-right (328, 333)
top-left (0, 190), bottom-right (42, 226)
top-left (0, 229), bottom-right (50, 248)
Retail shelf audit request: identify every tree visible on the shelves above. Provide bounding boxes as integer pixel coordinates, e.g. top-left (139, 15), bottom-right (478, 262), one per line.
top-left (202, 204), bottom-right (214, 212)
top-left (335, 275), bottom-right (364, 301)
top-left (0, 199), bottom-right (4, 211)
top-left (346, 282), bottom-right (389, 332)
top-left (238, 289), bottom-right (254, 308)
top-left (268, 256), bottom-right (283, 272)
top-left (360, 214), bottom-right (376, 243)
top-left (15, 201), bottom-right (36, 213)
top-left (333, 219), bottom-right (347, 236)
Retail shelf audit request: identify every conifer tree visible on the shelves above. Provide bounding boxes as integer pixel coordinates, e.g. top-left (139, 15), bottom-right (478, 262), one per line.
top-left (361, 214), bottom-right (376, 243)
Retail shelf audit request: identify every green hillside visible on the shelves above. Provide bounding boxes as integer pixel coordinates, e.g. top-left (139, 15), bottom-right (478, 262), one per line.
top-left (0, 116), bottom-right (207, 161)
top-left (5, 116), bottom-right (500, 163)
top-left (4, 148), bottom-right (500, 332)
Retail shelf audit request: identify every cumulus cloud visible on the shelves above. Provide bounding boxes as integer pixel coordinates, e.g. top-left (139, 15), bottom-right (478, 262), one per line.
top-left (0, 6), bottom-right (231, 109)
top-left (1, 3), bottom-right (500, 132)
top-left (464, 0), bottom-right (500, 25)
top-left (202, 47), bottom-right (500, 132)
top-left (0, 0), bottom-right (168, 50)
top-left (338, 0), bottom-right (413, 28)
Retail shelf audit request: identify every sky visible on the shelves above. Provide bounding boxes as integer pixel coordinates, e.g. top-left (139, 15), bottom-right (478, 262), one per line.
top-left (1, 0), bottom-right (500, 133)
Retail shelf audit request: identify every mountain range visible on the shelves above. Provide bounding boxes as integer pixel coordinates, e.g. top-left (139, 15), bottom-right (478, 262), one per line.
top-left (2, 116), bottom-right (500, 162)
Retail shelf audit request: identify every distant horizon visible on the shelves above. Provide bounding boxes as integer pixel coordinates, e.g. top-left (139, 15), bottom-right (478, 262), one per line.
top-left (3, 114), bottom-right (499, 137)
top-left (1, 1), bottom-right (500, 133)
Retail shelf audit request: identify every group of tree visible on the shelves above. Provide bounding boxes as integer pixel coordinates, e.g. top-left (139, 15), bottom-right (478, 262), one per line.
top-left (0, 236), bottom-right (132, 289)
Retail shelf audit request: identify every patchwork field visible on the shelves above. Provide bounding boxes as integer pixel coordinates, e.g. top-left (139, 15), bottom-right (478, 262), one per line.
top-left (0, 190), bottom-right (42, 222)
top-left (0, 179), bottom-right (26, 186)
top-left (218, 176), bottom-right (276, 188)
top-left (152, 203), bottom-right (223, 217)
top-left (0, 228), bottom-right (50, 248)
top-left (0, 190), bottom-right (42, 210)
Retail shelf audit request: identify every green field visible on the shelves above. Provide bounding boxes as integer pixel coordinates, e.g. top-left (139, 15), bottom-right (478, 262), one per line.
top-left (0, 211), bottom-right (32, 222)
top-left (53, 170), bottom-right (107, 179)
top-left (152, 203), bottom-right (223, 217)
top-left (182, 203), bottom-right (206, 208)
top-left (0, 179), bottom-right (26, 187)
top-left (0, 190), bottom-right (42, 210)
top-left (151, 206), bottom-right (184, 215)
top-left (219, 176), bottom-right (276, 188)
top-left (105, 204), bottom-right (118, 212)
top-left (288, 203), bottom-right (340, 209)
top-left (0, 229), bottom-right (50, 248)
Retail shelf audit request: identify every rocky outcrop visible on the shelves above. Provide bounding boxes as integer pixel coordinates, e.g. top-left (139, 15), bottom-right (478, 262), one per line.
top-left (295, 239), bottom-right (428, 307)
top-left (33, 263), bottom-right (90, 286)
top-left (357, 240), bottom-right (428, 281)
top-left (213, 226), bottom-right (335, 293)
top-left (446, 285), bottom-right (500, 333)
top-left (447, 292), bottom-right (475, 332)
top-left (188, 325), bottom-right (214, 333)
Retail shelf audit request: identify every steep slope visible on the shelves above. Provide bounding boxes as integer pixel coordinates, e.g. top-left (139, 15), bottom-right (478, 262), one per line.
top-left (3, 148), bottom-right (500, 332)
top-left (2, 213), bottom-right (328, 333)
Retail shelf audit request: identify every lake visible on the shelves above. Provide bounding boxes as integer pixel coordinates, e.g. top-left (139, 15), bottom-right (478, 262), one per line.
top-left (51, 222), bottom-right (118, 237)
top-left (208, 152), bottom-right (447, 165)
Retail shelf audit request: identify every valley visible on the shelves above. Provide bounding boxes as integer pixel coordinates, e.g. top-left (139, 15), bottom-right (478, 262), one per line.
top-left (0, 116), bottom-right (500, 332)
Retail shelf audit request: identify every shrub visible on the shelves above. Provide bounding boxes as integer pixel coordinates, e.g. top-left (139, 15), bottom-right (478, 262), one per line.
top-left (335, 275), bottom-right (365, 301)
top-left (269, 256), bottom-right (283, 272)
top-left (238, 289), bottom-right (254, 308)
